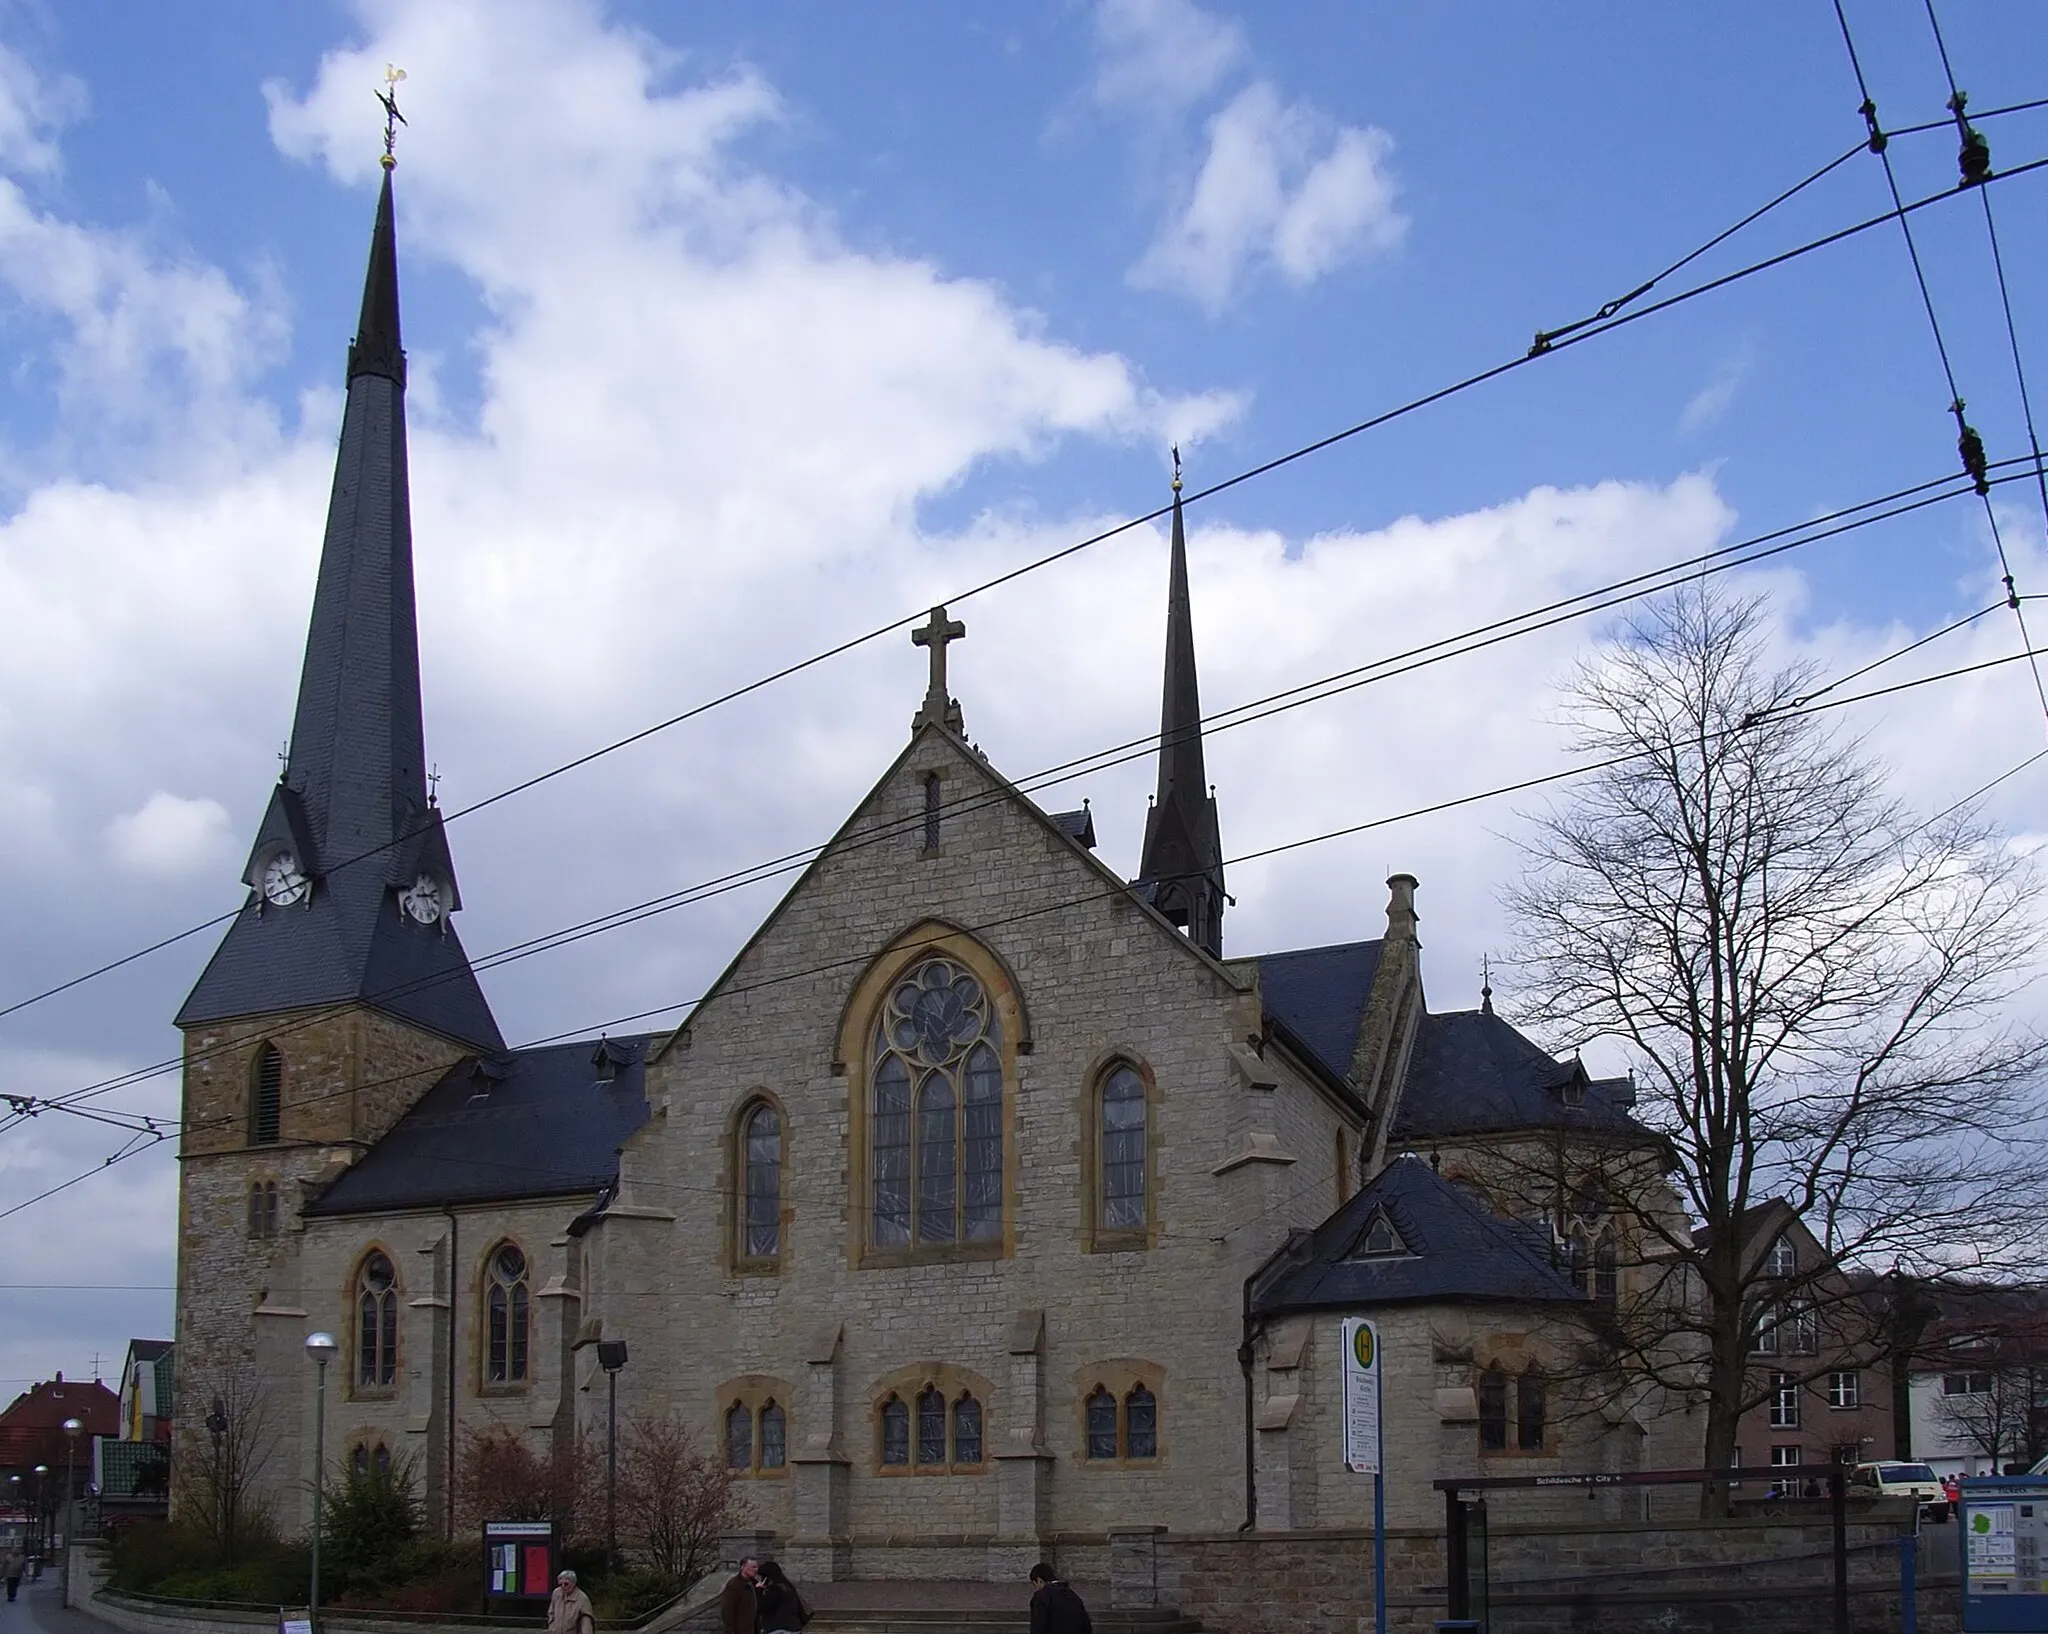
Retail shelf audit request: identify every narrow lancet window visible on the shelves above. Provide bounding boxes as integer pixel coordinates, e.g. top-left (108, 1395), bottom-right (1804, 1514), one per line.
top-left (356, 1251), bottom-right (398, 1390)
top-left (742, 1101), bottom-right (783, 1261)
top-left (1099, 1066), bottom-right (1147, 1233)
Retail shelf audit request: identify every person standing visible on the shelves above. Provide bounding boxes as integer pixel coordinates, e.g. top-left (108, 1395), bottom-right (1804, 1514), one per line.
top-left (756, 1560), bottom-right (809, 1634)
top-left (547, 1570), bottom-right (596, 1634)
top-left (720, 1555), bottom-right (762, 1634)
top-left (3, 1541), bottom-right (24, 1602)
top-left (1028, 1563), bottom-right (1092, 1634)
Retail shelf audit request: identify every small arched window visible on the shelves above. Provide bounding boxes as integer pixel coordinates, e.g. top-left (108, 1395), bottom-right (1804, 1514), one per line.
top-left (869, 958), bottom-right (1006, 1251)
top-left (355, 1250), bottom-right (398, 1391)
top-left (1124, 1385), bottom-right (1158, 1460)
top-left (726, 1402), bottom-right (753, 1470)
top-left (759, 1402), bottom-right (786, 1470)
top-left (352, 1444), bottom-right (370, 1478)
top-left (740, 1101), bottom-right (783, 1264)
top-left (486, 1244), bottom-right (530, 1385)
top-left (250, 1043), bottom-right (283, 1145)
top-left (1765, 1235), bottom-right (1797, 1277)
top-left (373, 1443), bottom-right (392, 1476)
top-left (951, 1395), bottom-right (983, 1466)
top-left (1517, 1365), bottom-right (1547, 1451)
top-left (1477, 1368), bottom-right (1508, 1452)
top-left (915, 1385), bottom-right (948, 1466)
top-left (247, 1181), bottom-right (280, 1239)
top-left (1098, 1065), bottom-right (1147, 1237)
top-left (1084, 1388), bottom-right (1118, 1461)
top-left (879, 1396), bottom-right (910, 1467)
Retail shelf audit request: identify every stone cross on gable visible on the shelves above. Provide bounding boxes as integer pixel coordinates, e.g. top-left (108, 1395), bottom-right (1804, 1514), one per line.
top-left (911, 605), bottom-right (967, 734)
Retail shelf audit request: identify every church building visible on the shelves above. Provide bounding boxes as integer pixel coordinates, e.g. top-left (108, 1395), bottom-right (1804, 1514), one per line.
top-left (172, 160), bottom-right (1700, 1589)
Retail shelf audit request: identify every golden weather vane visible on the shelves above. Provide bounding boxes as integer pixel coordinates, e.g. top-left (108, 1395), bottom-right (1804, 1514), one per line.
top-left (377, 65), bottom-right (408, 168)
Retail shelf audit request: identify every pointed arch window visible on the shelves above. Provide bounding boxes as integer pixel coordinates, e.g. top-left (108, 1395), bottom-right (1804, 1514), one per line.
top-left (1097, 1064), bottom-right (1148, 1240)
top-left (951, 1395), bottom-right (983, 1466)
top-left (1594, 1239), bottom-right (1618, 1305)
top-left (879, 1396), bottom-right (910, 1468)
top-left (869, 958), bottom-right (1006, 1253)
top-left (247, 1181), bottom-right (280, 1239)
top-left (1517, 1365), bottom-right (1547, 1451)
top-left (485, 1244), bottom-right (529, 1385)
top-left (250, 1044), bottom-right (283, 1145)
top-left (915, 1386), bottom-right (948, 1466)
top-left (355, 1250), bottom-right (398, 1392)
top-left (726, 1402), bottom-right (753, 1470)
top-left (1084, 1388), bottom-right (1118, 1461)
top-left (738, 1100), bottom-right (783, 1265)
top-left (1082, 1375), bottom-right (1161, 1463)
top-left (1478, 1368), bottom-right (1508, 1452)
top-left (759, 1401), bottom-right (786, 1470)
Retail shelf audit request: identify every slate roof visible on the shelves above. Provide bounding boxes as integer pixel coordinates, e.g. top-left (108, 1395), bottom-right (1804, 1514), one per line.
top-left (1049, 808), bottom-right (1097, 850)
top-left (1392, 1009), bottom-right (1639, 1140)
top-left (178, 166), bottom-right (500, 1053)
top-left (1252, 939), bottom-right (1383, 1083)
top-left (1250, 1153), bottom-right (1587, 1316)
top-left (304, 1035), bottom-right (655, 1216)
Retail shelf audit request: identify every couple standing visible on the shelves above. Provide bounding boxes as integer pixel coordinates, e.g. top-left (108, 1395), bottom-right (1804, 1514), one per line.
top-left (720, 1555), bottom-right (810, 1634)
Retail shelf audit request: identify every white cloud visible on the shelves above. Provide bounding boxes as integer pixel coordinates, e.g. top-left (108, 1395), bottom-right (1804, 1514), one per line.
top-left (106, 793), bottom-right (234, 877)
top-left (1131, 82), bottom-right (1404, 312)
top-left (0, 43), bottom-right (84, 178)
top-left (1679, 343), bottom-right (1755, 436)
top-left (1091, 0), bottom-right (1245, 113)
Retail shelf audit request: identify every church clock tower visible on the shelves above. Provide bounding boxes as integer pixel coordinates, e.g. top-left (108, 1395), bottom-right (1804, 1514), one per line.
top-left (171, 152), bottom-right (501, 1393)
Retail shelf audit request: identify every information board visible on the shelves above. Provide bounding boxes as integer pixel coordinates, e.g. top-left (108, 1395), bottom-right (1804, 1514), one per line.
top-left (1959, 1476), bottom-right (2048, 1633)
top-left (482, 1520), bottom-right (556, 1600)
top-left (1341, 1317), bottom-right (1382, 1476)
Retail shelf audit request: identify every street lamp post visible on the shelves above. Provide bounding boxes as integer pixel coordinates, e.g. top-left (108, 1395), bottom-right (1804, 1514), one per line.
top-left (596, 1341), bottom-right (629, 1569)
top-left (61, 1416), bottom-right (83, 1594)
top-left (305, 1333), bottom-right (338, 1631)
top-left (31, 1466), bottom-right (48, 1575)
top-left (6, 1474), bottom-right (19, 1568)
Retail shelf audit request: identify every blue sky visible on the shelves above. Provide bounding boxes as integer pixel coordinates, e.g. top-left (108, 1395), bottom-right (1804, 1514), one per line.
top-left (2, 0), bottom-right (2045, 1392)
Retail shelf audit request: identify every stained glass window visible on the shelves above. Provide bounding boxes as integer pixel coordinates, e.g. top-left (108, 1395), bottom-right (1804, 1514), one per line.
top-left (743, 1102), bottom-right (782, 1260)
top-left (1085, 1388), bottom-right (1118, 1460)
top-left (870, 957), bottom-right (1005, 1248)
top-left (1125, 1385), bottom-right (1157, 1459)
top-left (486, 1244), bottom-right (529, 1384)
top-left (1100, 1066), bottom-right (1146, 1233)
top-left (880, 1396), bottom-right (909, 1467)
top-left (952, 1395), bottom-right (982, 1465)
top-left (356, 1251), bottom-right (397, 1389)
top-left (916, 1386), bottom-right (948, 1466)
top-left (760, 1402), bottom-right (786, 1469)
top-left (726, 1402), bottom-right (752, 1470)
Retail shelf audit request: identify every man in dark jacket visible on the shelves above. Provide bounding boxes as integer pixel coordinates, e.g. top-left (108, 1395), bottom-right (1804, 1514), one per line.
top-left (1029, 1563), bottom-right (1092, 1634)
top-left (720, 1556), bottom-right (762, 1634)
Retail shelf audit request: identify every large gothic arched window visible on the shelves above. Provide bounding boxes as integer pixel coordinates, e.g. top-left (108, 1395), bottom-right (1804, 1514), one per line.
top-left (869, 958), bottom-right (1004, 1250)
top-left (1096, 1064), bottom-right (1148, 1240)
top-left (739, 1100), bottom-right (783, 1265)
top-left (355, 1250), bottom-right (398, 1391)
top-left (485, 1243), bottom-right (529, 1385)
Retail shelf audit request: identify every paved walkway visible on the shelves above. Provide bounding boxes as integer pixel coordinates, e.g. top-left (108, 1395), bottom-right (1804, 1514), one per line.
top-left (2, 1571), bottom-right (115, 1634)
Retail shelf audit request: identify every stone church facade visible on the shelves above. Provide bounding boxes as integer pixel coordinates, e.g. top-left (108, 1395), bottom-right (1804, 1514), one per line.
top-left (172, 163), bottom-right (1703, 1585)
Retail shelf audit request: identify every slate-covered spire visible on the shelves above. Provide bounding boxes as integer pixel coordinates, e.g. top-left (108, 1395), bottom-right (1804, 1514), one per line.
top-left (178, 160), bottom-right (501, 1052)
top-left (1136, 452), bottom-right (1225, 956)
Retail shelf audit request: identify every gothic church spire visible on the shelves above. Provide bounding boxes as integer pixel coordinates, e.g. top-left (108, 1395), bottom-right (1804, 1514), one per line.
top-left (1136, 452), bottom-right (1225, 956)
top-left (178, 159), bottom-right (501, 1051)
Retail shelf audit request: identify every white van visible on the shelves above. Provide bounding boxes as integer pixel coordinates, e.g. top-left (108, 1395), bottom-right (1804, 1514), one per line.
top-left (1849, 1461), bottom-right (1945, 1510)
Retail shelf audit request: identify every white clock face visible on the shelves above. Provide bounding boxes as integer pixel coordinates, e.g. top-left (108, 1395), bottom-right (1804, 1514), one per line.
top-left (260, 853), bottom-right (310, 907)
top-left (400, 873), bottom-right (444, 924)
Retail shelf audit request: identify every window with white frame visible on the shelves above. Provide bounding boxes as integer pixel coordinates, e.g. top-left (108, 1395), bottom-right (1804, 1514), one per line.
top-left (1765, 1235), bottom-right (1796, 1276)
top-left (1768, 1372), bottom-right (1800, 1429)
top-left (1943, 1371), bottom-right (1995, 1397)
top-left (1828, 1371), bottom-right (1860, 1410)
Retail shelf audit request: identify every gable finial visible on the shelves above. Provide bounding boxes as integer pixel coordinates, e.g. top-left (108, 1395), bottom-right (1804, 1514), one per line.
top-left (1171, 443), bottom-right (1182, 494)
top-left (910, 605), bottom-right (967, 734)
top-left (378, 66), bottom-right (408, 170)
top-left (1481, 955), bottom-right (1493, 1015)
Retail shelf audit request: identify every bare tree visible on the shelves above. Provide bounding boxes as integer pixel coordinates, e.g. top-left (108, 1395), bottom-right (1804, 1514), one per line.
top-left (453, 1423), bottom-right (602, 1545)
top-left (172, 1359), bottom-right (280, 1559)
top-left (616, 1415), bottom-right (748, 1589)
top-left (1504, 585), bottom-right (2048, 1495)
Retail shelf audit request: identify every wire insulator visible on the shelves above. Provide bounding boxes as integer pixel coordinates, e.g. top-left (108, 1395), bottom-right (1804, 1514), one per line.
top-left (1950, 90), bottom-right (1992, 186)
top-left (1859, 98), bottom-right (1887, 154)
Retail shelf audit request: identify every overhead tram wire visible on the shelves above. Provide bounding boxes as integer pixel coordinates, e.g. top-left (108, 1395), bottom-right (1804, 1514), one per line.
top-left (1833, 0), bottom-right (2048, 734)
top-left (11, 641), bottom-right (2048, 1224)
top-left (4, 131), bottom-right (2045, 1031)
top-left (1921, 1), bottom-right (2048, 643)
top-left (4, 460), bottom-right (2026, 1138)
top-left (10, 608), bottom-right (2043, 1187)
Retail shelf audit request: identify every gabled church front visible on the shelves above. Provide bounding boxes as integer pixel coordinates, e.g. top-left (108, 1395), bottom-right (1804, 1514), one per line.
top-left (173, 159), bottom-right (1700, 1591)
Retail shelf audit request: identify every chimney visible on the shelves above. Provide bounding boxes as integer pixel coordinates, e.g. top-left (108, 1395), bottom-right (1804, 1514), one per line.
top-left (1385, 874), bottom-right (1419, 941)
